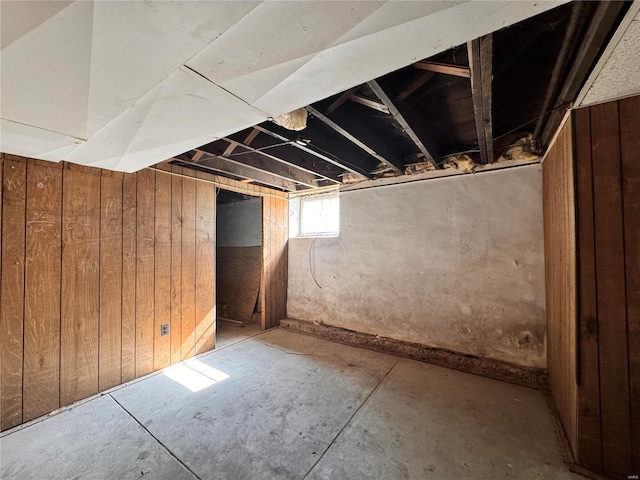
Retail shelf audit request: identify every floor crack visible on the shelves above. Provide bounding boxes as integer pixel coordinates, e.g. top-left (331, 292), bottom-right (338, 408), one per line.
top-left (108, 394), bottom-right (202, 480)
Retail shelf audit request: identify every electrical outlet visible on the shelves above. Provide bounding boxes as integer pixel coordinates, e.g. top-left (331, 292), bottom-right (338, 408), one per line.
top-left (161, 324), bottom-right (169, 336)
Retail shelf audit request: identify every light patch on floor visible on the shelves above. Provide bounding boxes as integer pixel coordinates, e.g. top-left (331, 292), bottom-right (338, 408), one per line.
top-left (0, 328), bottom-right (579, 480)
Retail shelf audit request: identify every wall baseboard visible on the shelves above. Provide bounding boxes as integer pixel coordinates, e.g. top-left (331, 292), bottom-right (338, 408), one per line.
top-left (280, 318), bottom-right (548, 390)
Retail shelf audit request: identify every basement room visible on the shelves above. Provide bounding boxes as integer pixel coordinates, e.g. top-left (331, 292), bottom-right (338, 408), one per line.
top-left (0, 1), bottom-right (638, 479)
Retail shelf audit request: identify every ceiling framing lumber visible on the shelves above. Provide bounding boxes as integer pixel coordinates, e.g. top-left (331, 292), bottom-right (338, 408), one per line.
top-left (395, 71), bottom-right (436, 103)
top-left (215, 140), bottom-right (319, 188)
top-left (325, 86), bottom-right (360, 115)
top-left (540, 0), bottom-right (628, 148)
top-left (254, 123), bottom-right (371, 179)
top-left (413, 61), bottom-right (471, 78)
top-left (179, 153), bottom-right (299, 192)
top-left (533, 2), bottom-right (584, 143)
top-left (467, 34), bottom-right (494, 164)
top-left (305, 106), bottom-right (403, 174)
top-left (368, 80), bottom-right (441, 169)
top-left (349, 94), bottom-right (389, 114)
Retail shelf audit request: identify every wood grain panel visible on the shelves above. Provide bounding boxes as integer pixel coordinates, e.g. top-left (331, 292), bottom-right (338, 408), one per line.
top-left (135, 168), bottom-right (155, 377)
top-left (590, 101), bottom-right (632, 476)
top-left (99, 175), bottom-right (123, 391)
top-left (170, 167), bottom-right (183, 364)
top-left (542, 118), bottom-right (577, 455)
top-left (261, 196), bottom-right (271, 329)
top-left (262, 195), bottom-right (288, 329)
top-left (154, 171), bottom-right (171, 370)
top-left (23, 161), bottom-right (62, 421)
top-left (217, 247), bottom-right (262, 323)
top-left (620, 95), bottom-right (640, 473)
top-left (181, 170), bottom-right (196, 359)
top-left (1, 157), bottom-right (27, 430)
top-left (61, 169), bottom-right (100, 405)
top-left (121, 173), bottom-right (136, 383)
top-left (195, 176), bottom-right (215, 353)
top-left (573, 107), bottom-right (602, 472)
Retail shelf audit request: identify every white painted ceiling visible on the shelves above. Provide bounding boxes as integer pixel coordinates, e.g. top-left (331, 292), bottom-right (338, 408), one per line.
top-left (1, 1), bottom-right (567, 173)
top-left (577, 1), bottom-right (640, 107)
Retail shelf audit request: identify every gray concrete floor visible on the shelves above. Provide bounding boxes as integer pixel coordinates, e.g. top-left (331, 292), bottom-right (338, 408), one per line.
top-left (0, 328), bottom-right (579, 480)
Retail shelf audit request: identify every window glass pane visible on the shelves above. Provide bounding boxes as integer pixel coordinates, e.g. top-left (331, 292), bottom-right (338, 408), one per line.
top-left (299, 195), bottom-right (339, 236)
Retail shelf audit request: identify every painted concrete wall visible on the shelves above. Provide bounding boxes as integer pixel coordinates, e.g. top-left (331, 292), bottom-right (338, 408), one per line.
top-left (217, 197), bottom-right (262, 247)
top-left (287, 164), bottom-right (546, 368)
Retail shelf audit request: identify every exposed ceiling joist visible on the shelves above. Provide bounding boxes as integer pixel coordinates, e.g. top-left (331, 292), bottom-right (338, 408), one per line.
top-left (368, 80), bottom-right (441, 169)
top-left (540, 0), bottom-right (628, 147)
top-left (395, 71), bottom-right (436, 103)
top-left (216, 139), bottom-right (318, 188)
top-left (180, 153), bottom-right (299, 192)
top-left (349, 94), bottom-right (389, 114)
top-left (413, 61), bottom-right (471, 78)
top-left (325, 86), bottom-right (360, 115)
top-left (305, 106), bottom-right (403, 174)
top-left (255, 123), bottom-right (371, 179)
top-left (533, 2), bottom-right (584, 143)
top-left (467, 34), bottom-right (494, 164)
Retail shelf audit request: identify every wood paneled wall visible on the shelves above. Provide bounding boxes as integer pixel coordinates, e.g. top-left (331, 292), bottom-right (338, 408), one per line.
top-left (572, 96), bottom-right (639, 478)
top-left (262, 196), bottom-right (288, 329)
top-left (542, 116), bottom-right (578, 454)
top-left (0, 156), bottom-right (216, 431)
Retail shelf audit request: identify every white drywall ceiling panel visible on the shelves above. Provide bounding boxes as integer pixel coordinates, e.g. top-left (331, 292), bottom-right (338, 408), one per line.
top-left (66, 67), bottom-right (267, 172)
top-left (0, 119), bottom-right (80, 161)
top-left (578, 5), bottom-right (640, 106)
top-left (186, 2), bottom-right (385, 86)
top-left (1, 1), bottom-right (94, 139)
top-left (1, 0), bottom-right (569, 172)
top-left (85, 0), bottom-right (262, 137)
top-left (248, 1), bottom-right (570, 116)
top-left (0, 1), bottom-right (73, 50)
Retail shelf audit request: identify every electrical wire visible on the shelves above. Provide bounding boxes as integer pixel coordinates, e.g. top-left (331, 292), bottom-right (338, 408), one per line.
top-left (309, 237), bottom-right (322, 289)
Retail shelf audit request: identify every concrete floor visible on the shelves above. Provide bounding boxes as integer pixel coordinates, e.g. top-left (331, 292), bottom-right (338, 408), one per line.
top-left (0, 328), bottom-right (579, 480)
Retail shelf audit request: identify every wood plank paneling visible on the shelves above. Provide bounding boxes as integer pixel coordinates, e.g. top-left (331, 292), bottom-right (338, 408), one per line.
top-left (262, 196), bottom-right (288, 329)
top-left (23, 161), bottom-right (62, 421)
top-left (154, 171), bottom-right (171, 370)
top-left (195, 175), bottom-right (215, 353)
top-left (61, 169), bottom-right (100, 405)
top-left (1, 157), bottom-right (27, 430)
top-left (573, 107), bottom-right (602, 472)
top-left (217, 246), bottom-right (262, 323)
top-left (590, 101), bottom-right (632, 477)
top-left (99, 175), bottom-right (123, 391)
top-left (170, 166), bottom-right (183, 364)
top-left (620, 95), bottom-right (640, 473)
top-left (121, 173), bottom-right (137, 383)
top-left (135, 168), bottom-right (155, 377)
top-left (542, 117), bottom-right (577, 454)
top-left (1, 157), bottom-right (285, 430)
top-left (181, 170), bottom-right (197, 360)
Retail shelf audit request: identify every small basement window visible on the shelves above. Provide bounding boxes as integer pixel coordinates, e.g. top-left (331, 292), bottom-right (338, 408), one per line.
top-left (290, 192), bottom-right (339, 238)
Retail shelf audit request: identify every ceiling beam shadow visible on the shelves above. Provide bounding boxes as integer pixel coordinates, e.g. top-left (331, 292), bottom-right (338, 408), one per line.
top-left (368, 80), bottom-right (441, 169)
top-left (467, 34), bottom-right (493, 164)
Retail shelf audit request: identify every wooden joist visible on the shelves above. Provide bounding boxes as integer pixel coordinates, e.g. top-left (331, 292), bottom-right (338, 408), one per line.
top-left (306, 106), bottom-right (403, 174)
top-left (349, 94), bottom-right (389, 114)
top-left (413, 60), bottom-right (470, 78)
top-left (467, 34), bottom-right (494, 164)
top-left (185, 152), bottom-right (300, 192)
top-left (368, 80), bottom-right (441, 169)
top-left (254, 123), bottom-right (371, 179)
